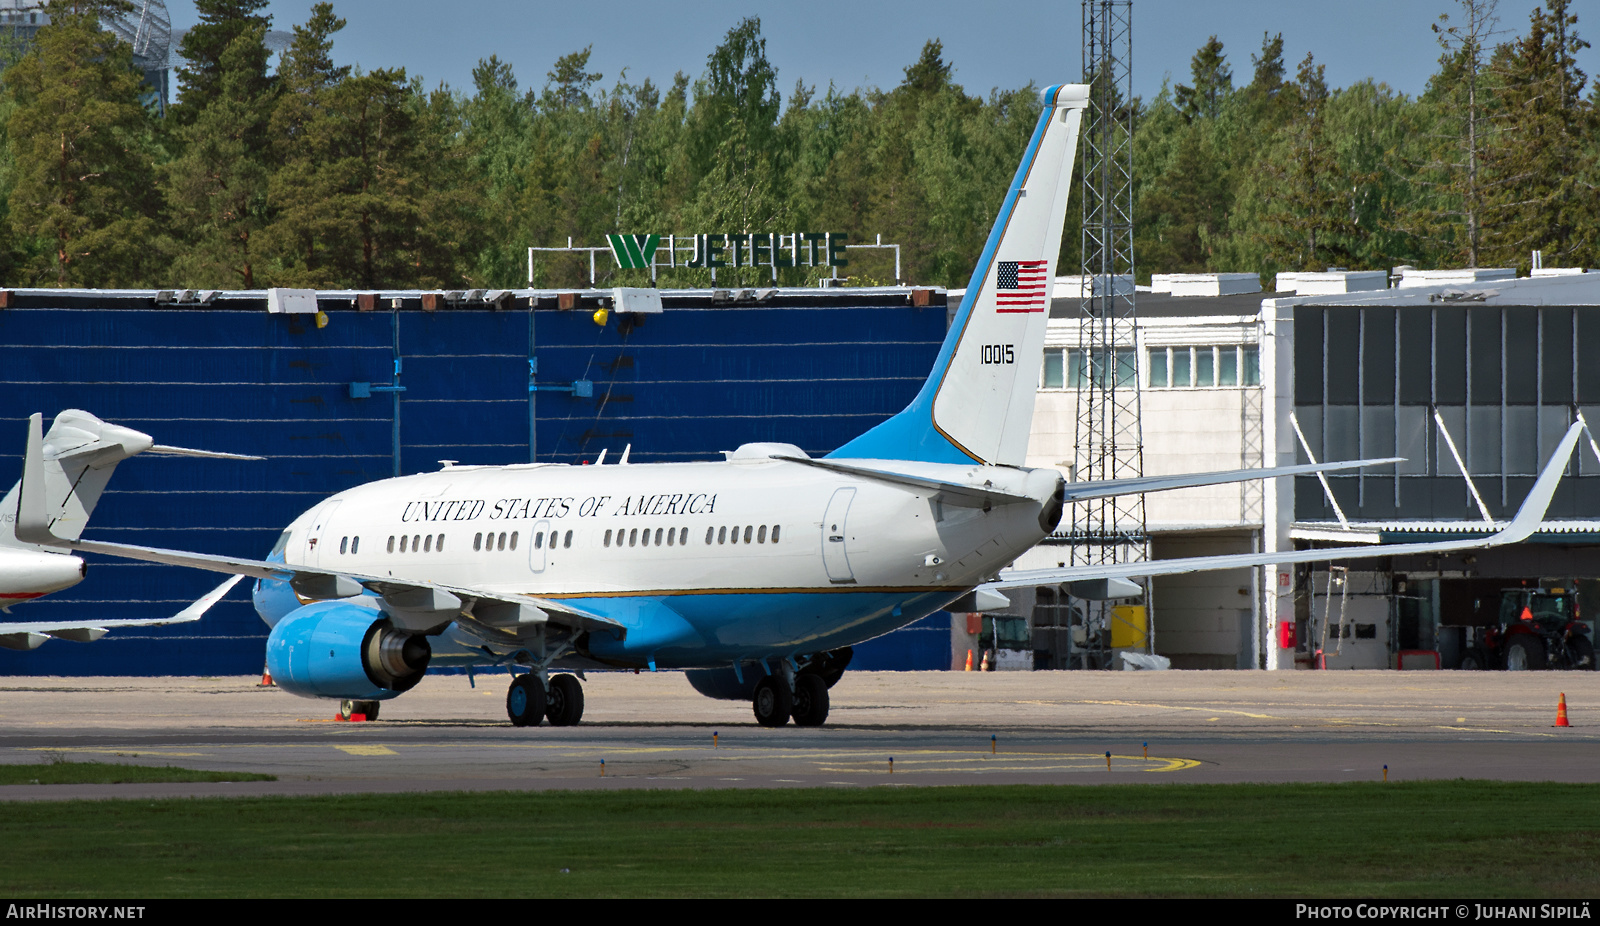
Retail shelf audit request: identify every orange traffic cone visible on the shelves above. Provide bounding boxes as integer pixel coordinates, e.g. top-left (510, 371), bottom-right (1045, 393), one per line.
top-left (258, 664), bottom-right (275, 687)
top-left (1555, 692), bottom-right (1571, 727)
top-left (964, 649), bottom-right (973, 671)
top-left (980, 649), bottom-right (992, 672)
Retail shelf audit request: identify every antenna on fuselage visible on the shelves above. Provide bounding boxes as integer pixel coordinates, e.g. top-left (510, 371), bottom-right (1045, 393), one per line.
top-left (619, 444), bottom-right (631, 465)
top-left (595, 449), bottom-right (608, 465)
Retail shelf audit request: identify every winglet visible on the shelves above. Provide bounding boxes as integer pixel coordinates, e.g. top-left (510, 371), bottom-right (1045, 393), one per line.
top-left (14, 413), bottom-right (62, 546)
top-left (1492, 420), bottom-right (1582, 545)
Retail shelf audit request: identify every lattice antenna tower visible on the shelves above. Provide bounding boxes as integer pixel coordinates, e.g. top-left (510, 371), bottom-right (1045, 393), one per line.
top-left (103, 0), bottom-right (169, 67)
top-left (1070, 0), bottom-right (1147, 569)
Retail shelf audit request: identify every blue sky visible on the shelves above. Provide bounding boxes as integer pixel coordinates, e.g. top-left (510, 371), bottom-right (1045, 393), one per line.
top-left (168, 1), bottom-right (1600, 105)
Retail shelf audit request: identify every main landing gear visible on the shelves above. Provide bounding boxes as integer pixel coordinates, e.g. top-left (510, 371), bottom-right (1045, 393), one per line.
top-left (506, 673), bottom-right (585, 727)
top-left (752, 672), bottom-right (830, 727)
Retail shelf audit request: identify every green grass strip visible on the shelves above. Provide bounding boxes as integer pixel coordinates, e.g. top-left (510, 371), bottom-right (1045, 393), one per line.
top-left (0, 761), bottom-right (276, 786)
top-left (1, 781), bottom-right (1597, 897)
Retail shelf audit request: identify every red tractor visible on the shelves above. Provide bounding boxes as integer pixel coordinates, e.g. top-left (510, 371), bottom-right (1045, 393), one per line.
top-left (1461, 587), bottom-right (1595, 671)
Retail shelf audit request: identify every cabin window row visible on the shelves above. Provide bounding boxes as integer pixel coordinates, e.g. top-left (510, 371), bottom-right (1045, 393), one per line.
top-left (338, 536), bottom-right (361, 554)
top-left (474, 531), bottom-right (521, 552)
top-left (386, 533), bottom-right (446, 554)
top-left (605, 526), bottom-right (689, 548)
top-left (707, 524), bottom-right (780, 545)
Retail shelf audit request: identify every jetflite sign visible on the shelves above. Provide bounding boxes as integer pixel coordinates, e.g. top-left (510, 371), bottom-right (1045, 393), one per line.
top-left (608, 233), bottom-right (850, 270)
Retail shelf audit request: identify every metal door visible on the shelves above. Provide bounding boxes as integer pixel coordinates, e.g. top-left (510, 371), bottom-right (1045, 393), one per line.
top-left (529, 519), bottom-right (552, 573)
top-left (821, 488), bottom-right (856, 584)
top-left (303, 500), bottom-right (341, 569)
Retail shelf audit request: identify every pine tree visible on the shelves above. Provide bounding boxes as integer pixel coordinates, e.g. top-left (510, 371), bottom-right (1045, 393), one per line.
top-left (1480, 0), bottom-right (1596, 270)
top-left (1410, 0), bottom-right (1506, 267)
top-left (169, 0), bottom-right (272, 126)
top-left (163, 23), bottom-right (275, 286)
top-left (1175, 36), bottom-right (1232, 122)
top-left (5, 0), bottom-right (161, 286)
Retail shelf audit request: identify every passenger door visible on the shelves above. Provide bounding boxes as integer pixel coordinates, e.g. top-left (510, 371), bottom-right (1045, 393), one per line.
top-left (821, 488), bottom-right (856, 584)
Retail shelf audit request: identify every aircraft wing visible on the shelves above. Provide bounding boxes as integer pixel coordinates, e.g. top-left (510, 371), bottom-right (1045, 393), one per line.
top-left (983, 421), bottom-right (1584, 591)
top-left (0, 575), bottom-right (242, 651)
top-left (53, 538), bottom-right (625, 640)
top-left (774, 455), bottom-right (1397, 509)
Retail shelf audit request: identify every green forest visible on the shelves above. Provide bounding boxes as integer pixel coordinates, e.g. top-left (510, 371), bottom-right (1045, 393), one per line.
top-left (0, 0), bottom-right (1595, 292)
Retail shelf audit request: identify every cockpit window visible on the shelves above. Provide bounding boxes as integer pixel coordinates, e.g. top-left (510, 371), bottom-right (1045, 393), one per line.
top-left (269, 530), bottom-right (292, 558)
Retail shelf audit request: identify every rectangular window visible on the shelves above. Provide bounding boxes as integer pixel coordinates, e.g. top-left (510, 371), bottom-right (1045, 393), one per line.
top-left (1042, 350), bottom-right (1064, 388)
top-left (1196, 348), bottom-right (1215, 387)
top-left (1219, 347), bottom-right (1238, 386)
top-left (1116, 348), bottom-right (1137, 387)
top-left (1242, 346), bottom-right (1260, 386)
top-left (1066, 350), bottom-right (1088, 388)
top-left (1172, 348), bottom-right (1192, 387)
top-left (1148, 348), bottom-right (1168, 387)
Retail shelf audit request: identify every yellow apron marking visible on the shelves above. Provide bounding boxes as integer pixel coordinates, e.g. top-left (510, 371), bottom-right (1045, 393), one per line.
top-left (335, 745), bottom-right (397, 756)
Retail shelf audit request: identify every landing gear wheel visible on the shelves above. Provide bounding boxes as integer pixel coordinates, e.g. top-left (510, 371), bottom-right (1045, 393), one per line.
top-left (1459, 647), bottom-right (1489, 671)
top-left (1505, 635), bottom-right (1546, 671)
top-left (506, 674), bottom-right (547, 726)
top-left (791, 674), bottom-right (830, 727)
top-left (752, 676), bottom-right (792, 727)
top-left (357, 700), bottom-right (380, 721)
top-left (545, 674), bottom-right (585, 726)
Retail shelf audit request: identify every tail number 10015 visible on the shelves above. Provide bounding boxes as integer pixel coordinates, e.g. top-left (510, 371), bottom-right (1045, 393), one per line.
top-left (980, 344), bottom-right (1015, 365)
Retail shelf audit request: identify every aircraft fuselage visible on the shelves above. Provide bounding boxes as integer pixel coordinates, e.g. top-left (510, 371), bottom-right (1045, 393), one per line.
top-left (257, 449), bottom-right (1059, 668)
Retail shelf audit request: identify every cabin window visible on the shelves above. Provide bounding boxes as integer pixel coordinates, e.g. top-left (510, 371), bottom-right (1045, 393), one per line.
top-left (424, 535), bottom-right (433, 553)
top-left (604, 529), bottom-right (612, 547)
top-left (563, 530), bottom-right (572, 549)
top-left (743, 526), bottom-right (753, 544)
top-left (654, 528), bottom-right (663, 546)
top-left (666, 529), bottom-right (675, 547)
top-left (400, 535), bottom-right (409, 553)
top-left (387, 536), bottom-right (395, 553)
top-left (680, 527), bottom-right (689, 546)
top-left (718, 526), bottom-right (726, 544)
top-left (497, 532), bottom-right (507, 551)
top-left (352, 537), bottom-right (360, 554)
top-left (641, 528), bottom-right (651, 547)
top-left (412, 534), bottom-right (421, 552)
top-left (436, 534), bottom-right (444, 552)
top-left (339, 537), bottom-right (348, 554)
top-left (705, 527), bottom-right (714, 545)
top-left (771, 525), bottom-right (780, 543)
top-left (535, 532), bottom-right (544, 549)
top-left (509, 532), bottom-right (518, 551)
top-left (628, 528), bottom-right (637, 547)
top-left (474, 533), bottom-right (482, 551)
top-left (757, 525), bottom-right (767, 544)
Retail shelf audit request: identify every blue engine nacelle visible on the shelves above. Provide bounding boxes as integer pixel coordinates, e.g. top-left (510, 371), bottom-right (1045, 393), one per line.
top-left (265, 600), bottom-right (431, 700)
top-left (685, 666), bottom-right (761, 701)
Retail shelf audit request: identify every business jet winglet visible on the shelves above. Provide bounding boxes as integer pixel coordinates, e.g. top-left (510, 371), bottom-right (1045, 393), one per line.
top-left (12, 83), bottom-right (1563, 727)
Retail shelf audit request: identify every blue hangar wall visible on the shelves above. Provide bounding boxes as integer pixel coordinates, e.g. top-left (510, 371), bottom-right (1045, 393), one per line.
top-left (0, 288), bottom-right (950, 676)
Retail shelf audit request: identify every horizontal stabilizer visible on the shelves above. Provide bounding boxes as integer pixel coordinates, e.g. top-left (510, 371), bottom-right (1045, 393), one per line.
top-left (772, 455), bottom-right (1034, 508)
top-left (985, 423), bottom-right (1583, 591)
top-left (147, 444), bottom-right (265, 461)
top-left (1061, 458), bottom-right (1403, 503)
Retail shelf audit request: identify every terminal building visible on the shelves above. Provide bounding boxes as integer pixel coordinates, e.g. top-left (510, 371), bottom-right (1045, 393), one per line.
top-left (992, 268), bottom-right (1600, 672)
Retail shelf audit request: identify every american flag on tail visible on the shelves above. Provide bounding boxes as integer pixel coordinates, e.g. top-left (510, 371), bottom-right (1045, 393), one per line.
top-left (994, 260), bottom-right (1049, 313)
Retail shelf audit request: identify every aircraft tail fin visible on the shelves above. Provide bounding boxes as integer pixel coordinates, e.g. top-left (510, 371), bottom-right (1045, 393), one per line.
top-left (829, 84), bottom-right (1089, 466)
top-left (7, 410), bottom-right (155, 548)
